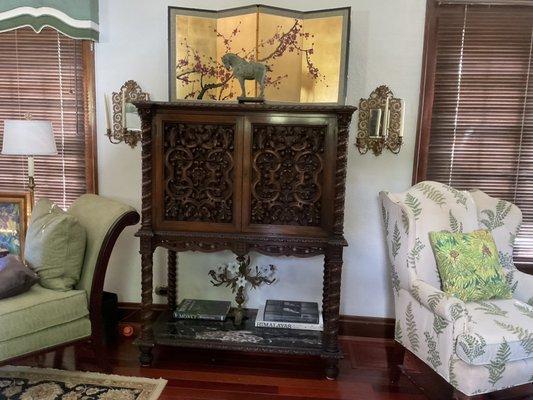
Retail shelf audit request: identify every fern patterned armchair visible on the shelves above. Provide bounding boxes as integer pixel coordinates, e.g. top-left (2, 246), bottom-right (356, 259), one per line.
top-left (380, 181), bottom-right (533, 398)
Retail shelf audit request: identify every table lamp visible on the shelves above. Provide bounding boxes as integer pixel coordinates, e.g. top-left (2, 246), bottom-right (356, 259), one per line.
top-left (1, 119), bottom-right (57, 199)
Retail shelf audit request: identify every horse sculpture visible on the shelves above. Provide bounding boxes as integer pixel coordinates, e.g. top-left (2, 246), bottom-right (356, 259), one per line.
top-left (221, 53), bottom-right (267, 100)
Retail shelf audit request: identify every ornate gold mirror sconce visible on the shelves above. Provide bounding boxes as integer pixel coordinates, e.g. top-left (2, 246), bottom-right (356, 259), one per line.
top-left (104, 80), bottom-right (149, 148)
top-left (355, 85), bottom-right (404, 156)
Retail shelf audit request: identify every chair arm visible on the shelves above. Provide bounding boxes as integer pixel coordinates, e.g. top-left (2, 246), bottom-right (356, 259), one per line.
top-left (506, 269), bottom-right (533, 305)
top-left (411, 280), bottom-right (468, 323)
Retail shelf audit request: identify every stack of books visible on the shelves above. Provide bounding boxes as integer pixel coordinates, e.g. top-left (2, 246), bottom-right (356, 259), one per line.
top-left (173, 299), bottom-right (231, 322)
top-left (255, 300), bottom-right (323, 331)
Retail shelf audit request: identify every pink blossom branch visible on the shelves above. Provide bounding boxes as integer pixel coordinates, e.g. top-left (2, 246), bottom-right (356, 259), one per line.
top-left (175, 18), bottom-right (322, 99)
top-left (257, 19), bottom-right (301, 62)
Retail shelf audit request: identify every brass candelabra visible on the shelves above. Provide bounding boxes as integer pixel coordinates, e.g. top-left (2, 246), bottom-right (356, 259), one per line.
top-left (209, 255), bottom-right (276, 325)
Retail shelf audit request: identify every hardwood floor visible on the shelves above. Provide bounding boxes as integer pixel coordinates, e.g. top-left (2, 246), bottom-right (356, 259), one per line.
top-left (15, 336), bottom-right (532, 400)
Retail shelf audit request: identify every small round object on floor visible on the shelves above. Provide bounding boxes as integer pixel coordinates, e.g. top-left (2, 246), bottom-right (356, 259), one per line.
top-left (121, 325), bottom-right (135, 337)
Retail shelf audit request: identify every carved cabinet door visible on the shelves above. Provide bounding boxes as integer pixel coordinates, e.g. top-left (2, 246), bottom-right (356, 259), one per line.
top-left (241, 114), bottom-right (337, 237)
top-left (153, 114), bottom-right (244, 232)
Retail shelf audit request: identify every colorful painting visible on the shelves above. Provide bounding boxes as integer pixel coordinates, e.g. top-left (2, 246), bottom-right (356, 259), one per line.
top-left (0, 192), bottom-right (30, 257)
top-left (169, 5), bottom-right (350, 103)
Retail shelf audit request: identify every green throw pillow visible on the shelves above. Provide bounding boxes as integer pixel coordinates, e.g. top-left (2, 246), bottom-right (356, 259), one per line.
top-left (429, 229), bottom-right (512, 302)
top-left (24, 198), bottom-right (86, 291)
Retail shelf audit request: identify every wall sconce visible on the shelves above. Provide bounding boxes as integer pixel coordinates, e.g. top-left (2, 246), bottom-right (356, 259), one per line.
top-left (355, 85), bottom-right (404, 156)
top-left (104, 80), bottom-right (149, 148)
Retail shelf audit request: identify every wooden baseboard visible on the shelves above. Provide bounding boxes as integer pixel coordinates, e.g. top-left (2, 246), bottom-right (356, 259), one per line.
top-left (117, 302), bottom-right (395, 339)
top-left (339, 315), bottom-right (395, 339)
top-left (118, 301), bottom-right (166, 311)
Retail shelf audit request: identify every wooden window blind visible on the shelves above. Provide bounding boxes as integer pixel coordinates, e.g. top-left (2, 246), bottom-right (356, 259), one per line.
top-left (0, 27), bottom-right (96, 209)
top-left (416, 3), bottom-right (533, 266)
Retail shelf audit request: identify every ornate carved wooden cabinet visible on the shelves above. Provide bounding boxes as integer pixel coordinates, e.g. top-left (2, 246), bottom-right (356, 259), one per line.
top-left (134, 101), bottom-right (355, 378)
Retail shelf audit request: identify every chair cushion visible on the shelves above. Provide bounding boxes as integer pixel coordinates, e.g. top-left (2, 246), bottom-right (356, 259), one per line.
top-left (0, 284), bottom-right (89, 343)
top-left (429, 229), bottom-right (512, 302)
top-left (24, 198), bottom-right (86, 291)
top-left (0, 318), bottom-right (91, 362)
top-left (456, 299), bottom-right (533, 366)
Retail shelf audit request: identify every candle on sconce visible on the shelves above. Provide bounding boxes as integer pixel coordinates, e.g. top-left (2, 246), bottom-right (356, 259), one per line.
top-left (121, 89), bottom-right (127, 129)
top-left (104, 94), bottom-right (111, 131)
top-left (399, 100), bottom-right (405, 137)
top-left (381, 96), bottom-right (390, 137)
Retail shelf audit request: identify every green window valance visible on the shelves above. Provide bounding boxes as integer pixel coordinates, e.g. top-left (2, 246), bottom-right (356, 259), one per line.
top-left (0, 0), bottom-right (98, 41)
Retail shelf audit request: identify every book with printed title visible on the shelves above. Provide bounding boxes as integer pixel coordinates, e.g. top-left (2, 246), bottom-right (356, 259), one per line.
top-left (173, 299), bottom-right (231, 321)
top-left (255, 300), bottom-right (323, 331)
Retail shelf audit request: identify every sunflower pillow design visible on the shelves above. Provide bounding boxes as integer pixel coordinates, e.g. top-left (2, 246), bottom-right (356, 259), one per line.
top-left (429, 229), bottom-right (512, 302)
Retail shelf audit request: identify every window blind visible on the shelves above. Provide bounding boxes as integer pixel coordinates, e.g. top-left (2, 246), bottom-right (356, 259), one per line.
top-left (0, 27), bottom-right (90, 209)
top-left (423, 4), bottom-right (533, 265)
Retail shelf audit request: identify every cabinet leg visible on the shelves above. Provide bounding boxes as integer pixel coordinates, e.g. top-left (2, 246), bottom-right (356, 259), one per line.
top-left (322, 245), bottom-right (343, 346)
top-left (167, 250), bottom-right (177, 310)
top-left (388, 341), bottom-right (405, 384)
top-left (322, 244), bottom-right (343, 379)
top-left (139, 345), bottom-right (154, 367)
top-left (325, 358), bottom-right (339, 380)
top-left (138, 236), bottom-right (155, 366)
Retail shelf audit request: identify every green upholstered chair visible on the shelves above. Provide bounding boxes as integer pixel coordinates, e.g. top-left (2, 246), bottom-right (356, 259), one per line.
top-left (0, 194), bottom-right (139, 370)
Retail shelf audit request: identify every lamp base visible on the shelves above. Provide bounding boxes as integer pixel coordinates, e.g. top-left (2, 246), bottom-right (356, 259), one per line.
top-left (28, 176), bottom-right (35, 209)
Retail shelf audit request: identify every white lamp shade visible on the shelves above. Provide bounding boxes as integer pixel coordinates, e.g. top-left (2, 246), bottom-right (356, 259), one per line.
top-left (1, 120), bottom-right (57, 156)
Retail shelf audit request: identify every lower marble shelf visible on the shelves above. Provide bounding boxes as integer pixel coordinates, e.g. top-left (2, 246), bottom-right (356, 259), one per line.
top-left (153, 309), bottom-right (338, 357)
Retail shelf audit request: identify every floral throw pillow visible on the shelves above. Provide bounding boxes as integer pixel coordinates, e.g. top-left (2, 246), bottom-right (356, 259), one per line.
top-left (429, 229), bottom-right (512, 302)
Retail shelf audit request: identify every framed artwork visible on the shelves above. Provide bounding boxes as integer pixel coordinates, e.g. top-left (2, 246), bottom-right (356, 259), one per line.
top-left (0, 192), bottom-right (31, 258)
top-left (168, 5), bottom-right (350, 103)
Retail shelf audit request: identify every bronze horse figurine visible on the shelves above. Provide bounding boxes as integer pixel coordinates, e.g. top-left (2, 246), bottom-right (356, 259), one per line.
top-left (222, 53), bottom-right (267, 99)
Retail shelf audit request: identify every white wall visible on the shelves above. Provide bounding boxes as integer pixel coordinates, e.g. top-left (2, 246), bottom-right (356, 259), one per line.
top-left (95, 0), bottom-right (426, 318)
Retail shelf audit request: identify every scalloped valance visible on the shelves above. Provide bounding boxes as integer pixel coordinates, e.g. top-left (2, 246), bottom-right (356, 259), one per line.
top-left (0, 0), bottom-right (98, 41)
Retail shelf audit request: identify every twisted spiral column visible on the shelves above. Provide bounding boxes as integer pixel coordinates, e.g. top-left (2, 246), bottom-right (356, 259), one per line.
top-left (333, 113), bottom-right (352, 236)
top-left (139, 107), bottom-right (153, 231)
top-left (322, 244), bottom-right (343, 379)
top-left (137, 106), bottom-right (155, 366)
top-left (167, 250), bottom-right (177, 310)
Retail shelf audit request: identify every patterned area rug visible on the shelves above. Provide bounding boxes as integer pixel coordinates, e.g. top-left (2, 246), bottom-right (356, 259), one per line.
top-left (0, 366), bottom-right (166, 399)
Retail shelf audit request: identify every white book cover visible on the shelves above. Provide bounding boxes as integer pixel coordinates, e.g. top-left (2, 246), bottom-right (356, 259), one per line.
top-left (254, 305), bottom-right (323, 331)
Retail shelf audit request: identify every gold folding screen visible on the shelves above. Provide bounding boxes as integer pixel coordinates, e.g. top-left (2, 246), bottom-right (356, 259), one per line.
top-left (169, 6), bottom-right (349, 103)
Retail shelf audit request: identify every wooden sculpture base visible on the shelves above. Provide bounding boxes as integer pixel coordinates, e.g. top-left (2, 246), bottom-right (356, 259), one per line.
top-left (237, 96), bottom-right (265, 103)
